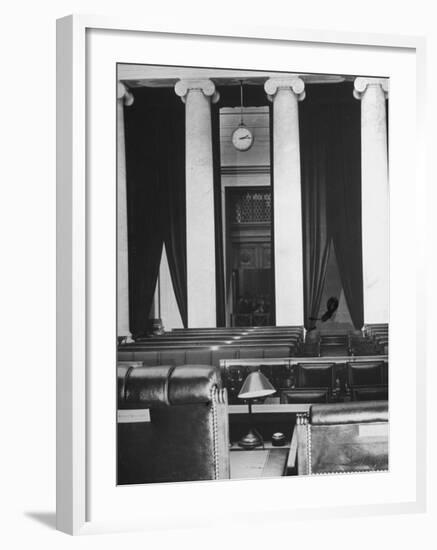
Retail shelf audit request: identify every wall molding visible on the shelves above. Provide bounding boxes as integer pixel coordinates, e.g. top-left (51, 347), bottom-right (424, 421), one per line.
top-left (221, 164), bottom-right (270, 176)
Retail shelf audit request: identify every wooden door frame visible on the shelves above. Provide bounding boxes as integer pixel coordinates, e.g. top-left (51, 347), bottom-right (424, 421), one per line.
top-left (222, 180), bottom-right (274, 326)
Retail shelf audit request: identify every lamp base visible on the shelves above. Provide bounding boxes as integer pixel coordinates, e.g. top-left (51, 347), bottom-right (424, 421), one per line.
top-left (237, 428), bottom-right (264, 449)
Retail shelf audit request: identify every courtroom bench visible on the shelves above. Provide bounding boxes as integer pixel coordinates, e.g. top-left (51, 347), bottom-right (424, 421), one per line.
top-left (117, 343), bottom-right (299, 365)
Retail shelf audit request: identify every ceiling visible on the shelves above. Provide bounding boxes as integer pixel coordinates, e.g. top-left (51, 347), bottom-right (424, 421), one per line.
top-left (118, 63), bottom-right (356, 88)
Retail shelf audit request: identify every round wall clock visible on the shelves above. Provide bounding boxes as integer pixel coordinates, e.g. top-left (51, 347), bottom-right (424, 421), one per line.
top-left (232, 124), bottom-right (254, 151)
top-left (231, 81), bottom-right (254, 152)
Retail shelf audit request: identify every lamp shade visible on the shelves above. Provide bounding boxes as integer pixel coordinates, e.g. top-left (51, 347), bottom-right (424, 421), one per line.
top-left (238, 371), bottom-right (276, 399)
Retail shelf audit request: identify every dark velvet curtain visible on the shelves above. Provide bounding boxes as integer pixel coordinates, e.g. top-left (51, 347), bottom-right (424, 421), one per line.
top-left (299, 100), bottom-right (332, 330)
top-left (162, 95), bottom-right (188, 328)
top-left (124, 88), bottom-right (187, 336)
top-left (299, 83), bottom-right (363, 330)
top-left (211, 103), bottom-right (226, 326)
top-left (326, 93), bottom-right (364, 329)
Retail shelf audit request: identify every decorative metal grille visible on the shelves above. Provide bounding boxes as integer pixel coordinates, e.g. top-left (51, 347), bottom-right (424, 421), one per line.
top-left (231, 189), bottom-right (271, 223)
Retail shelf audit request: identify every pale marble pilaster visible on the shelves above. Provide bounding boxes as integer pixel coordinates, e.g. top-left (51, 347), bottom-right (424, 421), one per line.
top-left (264, 77), bottom-right (305, 326)
top-left (354, 77), bottom-right (389, 325)
top-left (175, 79), bottom-right (220, 327)
top-left (117, 82), bottom-right (134, 342)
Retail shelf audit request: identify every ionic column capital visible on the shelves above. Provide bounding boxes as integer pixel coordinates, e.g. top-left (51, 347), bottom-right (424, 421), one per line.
top-left (174, 79), bottom-right (220, 104)
top-left (117, 82), bottom-right (134, 106)
top-left (264, 76), bottom-right (306, 102)
top-left (353, 77), bottom-right (389, 100)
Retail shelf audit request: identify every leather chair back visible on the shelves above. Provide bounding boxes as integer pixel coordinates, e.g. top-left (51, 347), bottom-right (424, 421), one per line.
top-left (117, 364), bottom-right (230, 484)
top-left (292, 401), bottom-right (388, 475)
top-left (347, 361), bottom-right (385, 386)
top-left (353, 386), bottom-right (388, 401)
top-left (296, 362), bottom-right (335, 389)
top-left (280, 388), bottom-right (329, 404)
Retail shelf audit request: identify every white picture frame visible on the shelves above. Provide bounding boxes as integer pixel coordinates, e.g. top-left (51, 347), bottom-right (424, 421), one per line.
top-left (56, 14), bottom-right (427, 535)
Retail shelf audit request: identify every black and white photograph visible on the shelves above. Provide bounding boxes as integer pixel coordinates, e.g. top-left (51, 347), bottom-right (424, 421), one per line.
top-left (2, 0), bottom-right (434, 543)
top-left (116, 63), bottom-right (389, 485)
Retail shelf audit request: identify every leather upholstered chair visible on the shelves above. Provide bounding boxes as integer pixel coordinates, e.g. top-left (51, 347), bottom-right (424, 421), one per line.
top-left (347, 361), bottom-right (385, 386)
top-left (353, 386), bottom-right (388, 401)
top-left (117, 364), bottom-right (230, 484)
top-left (290, 401), bottom-right (388, 475)
top-left (296, 363), bottom-right (335, 389)
top-left (280, 388), bottom-right (329, 404)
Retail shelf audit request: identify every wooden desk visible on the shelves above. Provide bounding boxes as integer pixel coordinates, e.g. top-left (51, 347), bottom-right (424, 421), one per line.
top-left (117, 403), bottom-right (306, 422)
top-left (220, 355), bottom-right (388, 369)
top-left (229, 403), bottom-right (310, 415)
top-left (230, 447), bottom-right (289, 479)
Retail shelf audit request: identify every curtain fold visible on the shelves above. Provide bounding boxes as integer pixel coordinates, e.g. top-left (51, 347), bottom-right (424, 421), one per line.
top-left (326, 98), bottom-right (364, 329)
top-left (124, 88), bottom-right (164, 337)
top-left (124, 88), bottom-right (187, 336)
top-left (300, 102), bottom-right (332, 330)
top-left (162, 92), bottom-right (188, 328)
top-left (299, 83), bottom-right (363, 331)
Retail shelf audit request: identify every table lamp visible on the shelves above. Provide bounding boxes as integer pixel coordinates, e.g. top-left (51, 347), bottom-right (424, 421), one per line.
top-left (237, 370), bottom-right (276, 449)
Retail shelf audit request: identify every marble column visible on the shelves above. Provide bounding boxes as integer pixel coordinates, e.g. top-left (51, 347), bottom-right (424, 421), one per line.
top-left (117, 82), bottom-right (134, 342)
top-left (354, 77), bottom-right (389, 325)
top-left (264, 77), bottom-right (305, 327)
top-left (175, 79), bottom-right (220, 328)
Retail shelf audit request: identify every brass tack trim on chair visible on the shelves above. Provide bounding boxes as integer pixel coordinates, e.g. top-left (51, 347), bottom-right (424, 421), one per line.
top-left (296, 412), bottom-right (309, 425)
top-left (307, 425), bottom-right (312, 475)
top-left (210, 386), bottom-right (220, 480)
top-left (312, 469), bottom-right (388, 476)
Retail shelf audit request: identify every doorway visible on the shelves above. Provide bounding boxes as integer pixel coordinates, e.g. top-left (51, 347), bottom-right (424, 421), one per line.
top-left (225, 187), bottom-right (275, 326)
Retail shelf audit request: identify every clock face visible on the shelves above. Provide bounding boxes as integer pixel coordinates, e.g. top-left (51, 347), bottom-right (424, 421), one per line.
top-left (232, 125), bottom-right (254, 151)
